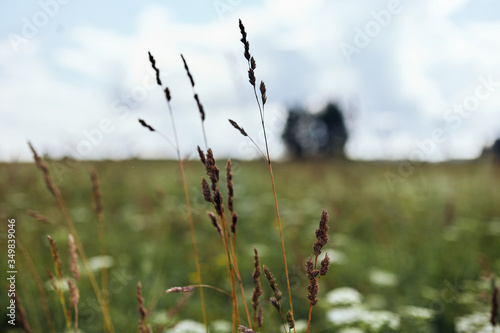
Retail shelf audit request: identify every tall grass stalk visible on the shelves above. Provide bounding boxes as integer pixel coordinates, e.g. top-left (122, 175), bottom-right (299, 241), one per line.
top-left (236, 19), bottom-right (295, 332)
top-left (28, 142), bottom-right (115, 333)
top-left (144, 52), bottom-right (208, 333)
top-left (89, 167), bottom-right (109, 323)
top-left (18, 241), bottom-right (55, 333)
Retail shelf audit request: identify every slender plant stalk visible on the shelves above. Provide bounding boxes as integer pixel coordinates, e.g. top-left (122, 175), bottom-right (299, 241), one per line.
top-left (218, 211), bottom-right (252, 329)
top-left (18, 241), bottom-right (55, 333)
top-left (56, 195), bottom-right (114, 332)
top-left (146, 51), bottom-right (209, 332)
top-left (90, 167), bottom-right (109, 323)
top-left (178, 159), bottom-right (208, 331)
top-left (29, 142), bottom-right (114, 332)
top-left (237, 20), bottom-right (295, 331)
top-left (167, 104), bottom-right (209, 332)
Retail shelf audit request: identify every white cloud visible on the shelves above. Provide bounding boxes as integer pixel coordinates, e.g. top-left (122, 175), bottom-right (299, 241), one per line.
top-left (2, 0), bottom-right (500, 162)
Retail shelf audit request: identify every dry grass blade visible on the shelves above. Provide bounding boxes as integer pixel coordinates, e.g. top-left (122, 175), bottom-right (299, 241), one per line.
top-left (14, 294), bottom-right (32, 333)
top-left (28, 142), bottom-right (59, 197)
top-left (18, 241), bottom-right (54, 333)
top-left (29, 143), bottom-right (115, 332)
top-left (27, 209), bottom-right (52, 224)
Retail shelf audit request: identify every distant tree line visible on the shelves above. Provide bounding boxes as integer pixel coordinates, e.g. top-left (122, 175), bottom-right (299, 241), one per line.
top-left (281, 103), bottom-right (348, 159)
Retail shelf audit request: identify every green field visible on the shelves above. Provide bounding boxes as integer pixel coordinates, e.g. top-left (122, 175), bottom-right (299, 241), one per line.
top-left (1, 158), bottom-right (499, 332)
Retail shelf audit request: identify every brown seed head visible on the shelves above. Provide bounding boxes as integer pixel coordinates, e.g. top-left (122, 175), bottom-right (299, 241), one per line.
top-left (27, 210), bottom-right (51, 224)
top-left (226, 160), bottom-right (234, 213)
top-left (260, 81), bottom-right (267, 105)
top-left (138, 119), bottom-right (155, 132)
top-left (270, 296), bottom-right (281, 311)
top-left (238, 19), bottom-right (250, 61)
top-left (148, 51), bottom-right (162, 86)
top-left (28, 142), bottom-right (60, 197)
top-left (250, 56), bottom-right (256, 70)
top-left (307, 278), bottom-right (319, 306)
top-left (238, 325), bottom-right (255, 333)
top-left (194, 93), bottom-right (205, 121)
top-left (263, 265), bottom-right (281, 301)
top-left (67, 278), bottom-right (80, 306)
top-left (207, 212), bottom-right (222, 238)
top-left (164, 87), bottom-right (171, 102)
top-left (248, 68), bottom-right (256, 86)
top-left (286, 310), bottom-right (295, 329)
top-left (68, 234), bottom-right (80, 282)
top-left (180, 54), bottom-right (195, 87)
top-left (313, 209), bottom-right (329, 257)
top-left (201, 177), bottom-right (212, 202)
top-left (197, 146), bottom-right (206, 165)
top-left (305, 257), bottom-right (314, 276)
top-left (228, 119), bottom-right (248, 137)
top-left (320, 253), bottom-right (330, 276)
top-left (231, 212), bottom-right (238, 234)
top-left (252, 247), bottom-right (262, 311)
top-left (213, 188), bottom-right (224, 216)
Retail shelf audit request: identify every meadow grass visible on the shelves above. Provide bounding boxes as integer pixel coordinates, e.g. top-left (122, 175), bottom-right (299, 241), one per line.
top-left (1, 158), bottom-right (499, 332)
top-left (1, 19), bottom-right (499, 333)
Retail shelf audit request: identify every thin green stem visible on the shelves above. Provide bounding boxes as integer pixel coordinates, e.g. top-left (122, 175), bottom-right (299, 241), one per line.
top-left (166, 100), bottom-right (209, 333)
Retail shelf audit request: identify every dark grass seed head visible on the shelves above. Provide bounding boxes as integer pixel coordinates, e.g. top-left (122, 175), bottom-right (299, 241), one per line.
top-left (138, 119), bottom-right (155, 132)
top-left (148, 51), bottom-right (162, 86)
top-left (180, 54), bottom-right (195, 87)
top-left (207, 212), bottom-right (222, 238)
top-left (286, 310), bottom-right (295, 329)
top-left (320, 253), bottom-right (330, 276)
top-left (201, 177), bottom-right (212, 202)
top-left (228, 119), bottom-right (248, 137)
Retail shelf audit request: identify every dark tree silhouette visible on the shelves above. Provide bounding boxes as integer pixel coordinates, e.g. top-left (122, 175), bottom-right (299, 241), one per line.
top-left (282, 103), bottom-right (348, 159)
top-left (492, 139), bottom-right (500, 161)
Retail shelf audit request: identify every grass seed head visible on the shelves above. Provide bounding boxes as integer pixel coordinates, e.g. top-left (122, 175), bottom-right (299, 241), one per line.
top-left (286, 310), bottom-right (295, 329)
top-left (147, 51), bottom-right (162, 86)
top-left (138, 119), bottom-right (155, 132)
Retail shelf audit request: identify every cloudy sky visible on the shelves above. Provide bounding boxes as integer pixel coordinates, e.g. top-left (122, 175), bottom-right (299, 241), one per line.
top-left (2, 0), bottom-right (500, 162)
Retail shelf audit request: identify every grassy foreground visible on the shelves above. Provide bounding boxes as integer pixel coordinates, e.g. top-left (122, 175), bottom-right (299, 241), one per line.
top-left (1, 158), bottom-right (499, 332)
